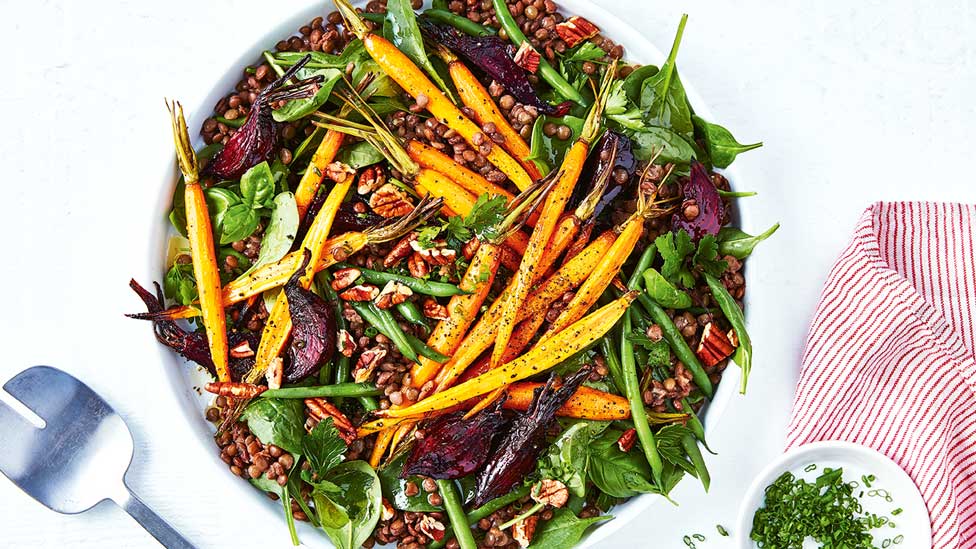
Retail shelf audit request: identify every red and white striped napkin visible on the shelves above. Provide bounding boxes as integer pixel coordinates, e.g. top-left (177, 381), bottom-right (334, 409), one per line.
top-left (785, 202), bottom-right (976, 547)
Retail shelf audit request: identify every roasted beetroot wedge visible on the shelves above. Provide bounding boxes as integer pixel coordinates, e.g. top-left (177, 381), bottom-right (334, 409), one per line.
top-left (469, 366), bottom-right (592, 506)
top-left (282, 249), bottom-right (337, 383)
top-left (403, 400), bottom-right (509, 480)
top-left (672, 160), bottom-right (725, 240)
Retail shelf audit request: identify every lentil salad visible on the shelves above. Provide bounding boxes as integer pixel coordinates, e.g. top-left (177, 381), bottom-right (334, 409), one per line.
top-left (129, 1), bottom-right (775, 548)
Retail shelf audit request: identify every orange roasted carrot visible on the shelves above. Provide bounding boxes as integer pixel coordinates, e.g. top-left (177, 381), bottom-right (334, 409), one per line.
top-left (294, 130), bottom-right (345, 218)
top-left (407, 140), bottom-right (514, 202)
top-left (369, 427), bottom-right (396, 468)
top-left (488, 63), bottom-right (616, 369)
top-left (334, 0), bottom-right (534, 191)
top-left (504, 383), bottom-right (630, 420)
top-left (440, 49), bottom-right (542, 180)
top-left (167, 101), bottom-right (229, 381)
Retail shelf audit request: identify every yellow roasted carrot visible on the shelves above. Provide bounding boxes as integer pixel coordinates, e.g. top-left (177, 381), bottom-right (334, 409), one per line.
top-left (380, 292), bottom-right (636, 418)
top-left (369, 427), bottom-right (396, 468)
top-left (407, 140), bottom-right (514, 201)
top-left (334, 0), bottom-right (534, 191)
top-left (294, 130), bottom-right (345, 218)
top-left (489, 63), bottom-right (616, 369)
top-left (167, 101), bottom-right (229, 381)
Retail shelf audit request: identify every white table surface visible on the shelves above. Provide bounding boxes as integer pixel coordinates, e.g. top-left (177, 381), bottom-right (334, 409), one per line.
top-left (2, 0), bottom-right (973, 547)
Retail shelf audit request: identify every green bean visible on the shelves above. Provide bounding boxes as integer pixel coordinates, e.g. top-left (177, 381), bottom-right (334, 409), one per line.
top-left (396, 300), bottom-right (430, 329)
top-left (636, 290), bottom-right (714, 398)
top-left (431, 0), bottom-right (449, 10)
top-left (317, 362), bottom-right (334, 386)
top-left (437, 480), bottom-right (478, 549)
top-left (261, 383), bottom-right (381, 399)
top-left (490, 0), bottom-right (586, 106)
top-left (704, 273), bottom-right (752, 394)
top-left (599, 336), bottom-right (626, 394)
top-left (214, 115), bottom-right (246, 129)
top-left (431, 486), bottom-right (531, 549)
top-left (405, 333), bottom-right (450, 362)
top-left (620, 309), bottom-right (664, 487)
top-left (358, 396), bottom-right (379, 411)
top-left (423, 9), bottom-right (496, 37)
top-left (681, 431), bottom-right (710, 491)
top-left (337, 263), bottom-right (466, 296)
top-left (317, 274), bottom-right (345, 385)
top-left (349, 301), bottom-right (420, 363)
top-left (627, 244), bottom-right (657, 290)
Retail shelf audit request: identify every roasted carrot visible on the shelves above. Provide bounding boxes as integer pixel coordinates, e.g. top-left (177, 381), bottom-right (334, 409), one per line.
top-left (380, 291), bottom-right (636, 418)
top-left (334, 0), bottom-right (534, 191)
top-left (369, 427), bottom-right (396, 468)
top-left (489, 62), bottom-right (617, 369)
top-left (439, 48), bottom-right (542, 179)
top-left (504, 383), bottom-right (629, 419)
top-left (248, 167), bottom-right (356, 383)
top-left (167, 101), bottom-right (229, 381)
top-left (294, 129), bottom-right (344, 218)
top-left (407, 140), bottom-right (514, 202)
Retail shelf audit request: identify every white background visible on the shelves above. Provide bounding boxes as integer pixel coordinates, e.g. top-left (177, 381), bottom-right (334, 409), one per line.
top-left (2, 0), bottom-right (974, 547)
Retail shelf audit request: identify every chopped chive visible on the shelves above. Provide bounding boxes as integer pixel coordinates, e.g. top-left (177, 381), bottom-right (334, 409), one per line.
top-left (892, 508), bottom-right (903, 516)
top-left (716, 524), bottom-right (728, 536)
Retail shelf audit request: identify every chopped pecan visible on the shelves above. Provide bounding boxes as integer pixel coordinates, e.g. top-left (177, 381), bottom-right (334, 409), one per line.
top-left (353, 347), bottom-right (388, 383)
top-left (305, 397), bottom-right (356, 442)
top-left (695, 322), bottom-right (737, 368)
top-left (229, 340), bottom-right (255, 359)
top-left (337, 329), bottom-right (357, 357)
top-left (357, 165), bottom-right (386, 195)
top-left (531, 479), bottom-right (569, 508)
top-left (369, 183), bottom-right (414, 218)
top-left (339, 284), bottom-right (380, 301)
top-left (266, 357), bottom-right (283, 390)
top-left (416, 515), bottom-right (446, 542)
top-left (617, 428), bottom-right (637, 452)
top-left (408, 252), bottom-right (429, 277)
top-left (324, 161), bottom-right (355, 183)
top-left (384, 233), bottom-right (418, 268)
top-left (375, 280), bottom-right (413, 309)
top-left (331, 267), bottom-right (361, 291)
top-left (411, 240), bottom-right (457, 265)
top-left (555, 16), bottom-right (600, 48)
top-left (422, 298), bottom-right (450, 321)
top-left (380, 498), bottom-right (396, 521)
top-left (513, 42), bottom-right (541, 74)
top-left (205, 381), bottom-right (267, 399)
top-left (512, 515), bottom-right (539, 547)
top-left (461, 238), bottom-right (481, 261)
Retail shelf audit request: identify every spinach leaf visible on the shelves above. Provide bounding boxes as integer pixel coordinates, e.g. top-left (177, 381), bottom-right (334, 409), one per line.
top-left (588, 429), bottom-right (658, 498)
top-left (163, 262), bottom-right (197, 306)
top-left (538, 422), bottom-right (595, 498)
top-left (240, 397), bottom-right (306, 455)
top-left (241, 192), bottom-right (299, 277)
top-left (336, 141), bottom-right (386, 170)
top-left (240, 162), bottom-right (276, 210)
top-left (302, 418), bottom-right (347, 480)
top-left (643, 267), bottom-right (692, 309)
top-left (639, 15), bottom-right (693, 139)
top-left (385, 0), bottom-right (456, 102)
top-left (217, 161), bottom-right (279, 244)
top-left (691, 115), bottom-right (762, 169)
top-left (312, 481), bottom-right (351, 529)
top-left (717, 223), bottom-right (779, 259)
top-left (272, 68), bottom-right (343, 122)
top-left (529, 508), bottom-right (611, 549)
top-left (220, 204), bottom-right (259, 245)
top-left (655, 230), bottom-right (696, 288)
top-left (377, 452), bottom-right (443, 512)
top-left (630, 126), bottom-right (696, 165)
top-left (621, 64), bottom-right (658, 102)
top-left (204, 187), bottom-right (242, 238)
top-left (318, 461), bottom-right (383, 549)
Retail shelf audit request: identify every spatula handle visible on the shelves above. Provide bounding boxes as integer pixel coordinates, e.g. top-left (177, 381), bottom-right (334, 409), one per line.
top-left (115, 486), bottom-right (195, 549)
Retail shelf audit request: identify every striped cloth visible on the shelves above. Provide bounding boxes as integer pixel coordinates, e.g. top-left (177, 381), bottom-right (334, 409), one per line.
top-left (786, 202), bottom-right (976, 548)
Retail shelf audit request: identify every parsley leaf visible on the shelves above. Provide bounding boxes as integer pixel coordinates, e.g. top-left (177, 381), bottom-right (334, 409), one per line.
top-left (464, 194), bottom-right (508, 241)
top-left (655, 230), bottom-right (695, 288)
top-left (692, 235), bottom-right (728, 277)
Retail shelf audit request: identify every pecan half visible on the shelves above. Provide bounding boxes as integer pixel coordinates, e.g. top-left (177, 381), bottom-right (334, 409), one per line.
top-left (417, 515), bottom-right (446, 542)
top-left (411, 240), bottom-right (457, 266)
top-left (380, 498), bottom-right (396, 521)
top-left (375, 280), bottom-right (413, 309)
top-left (305, 397), bottom-right (356, 442)
top-left (384, 232), bottom-right (418, 268)
top-left (357, 165), bottom-right (386, 195)
top-left (512, 515), bottom-right (539, 547)
top-left (353, 346), bottom-right (388, 383)
top-left (513, 42), bottom-right (541, 74)
top-left (531, 479), bottom-right (569, 508)
top-left (555, 16), bottom-right (600, 48)
top-left (422, 298), bottom-right (450, 321)
top-left (339, 284), bottom-right (380, 301)
top-left (369, 183), bottom-right (414, 218)
top-left (229, 340), bottom-right (255, 359)
top-left (337, 329), bottom-right (357, 357)
top-left (325, 161), bottom-right (355, 183)
top-left (408, 252), bottom-right (429, 277)
top-left (266, 357), bottom-right (283, 390)
top-left (617, 428), bottom-right (637, 452)
top-left (695, 322), bottom-right (737, 368)
top-left (331, 267), bottom-right (361, 291)
top-left (205, 381), bottom-right (267, 399)
top-left (461, 238), bottom-right (481, 261)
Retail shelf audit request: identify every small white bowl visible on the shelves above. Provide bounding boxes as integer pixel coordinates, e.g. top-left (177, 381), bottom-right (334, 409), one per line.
top-left (735, 441), bottom-right (931, 548)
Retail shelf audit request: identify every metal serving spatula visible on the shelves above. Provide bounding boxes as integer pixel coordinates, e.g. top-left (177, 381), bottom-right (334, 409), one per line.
top-left (0, 366), bottom-right (195, 549)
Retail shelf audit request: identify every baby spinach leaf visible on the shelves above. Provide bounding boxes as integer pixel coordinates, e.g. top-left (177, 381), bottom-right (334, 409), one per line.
top-left (318, 461), bottom-right (383, 549)
top-left (621, 64), bottom-right (658, 102)
top-left (337, 141), bottom-right (386, 169)
top-left (717, 223), bottom-right (780, 259)
top-left (204, 187), bottom-right (242, 238)
top-left (643, 267), bottom-right (692, 309)
top-left (219, 204), bottom-right (259, 245)
top-left (530, 509), bottom-right (611, 549)
top-left (241, 397), bottom-right (306, 455)
top-left (538, 422), bottom-right (595, 498)
top-left (640, 15), bottom-right (693, 139)
top-left (691, 115), bottom-right (762, 169)
top-left (240, 162), bottom-right (276, 210)
top-left (312, 484), bottom-right (351, 529)
top-left (272, 68), bottom-right (343, 122)
top-left (588, 430), bottom-right (657, 498)
top-left (302, 418), bottom-right (347, 480)
top-left (241, 192), bottom-right (299, 277)
top-left (163, 262), bottom-right (197, 306)
top-left (377, 452), bottom-right (443, 512)
top-left (630, 126), bottom-right (696, 165)
top-left (385, 0), bottom-right (456, 102)
top-left (692, 235), bottom-right (729, 277)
